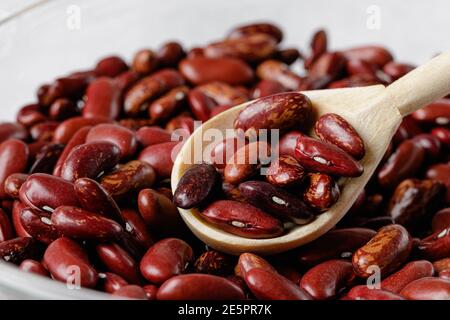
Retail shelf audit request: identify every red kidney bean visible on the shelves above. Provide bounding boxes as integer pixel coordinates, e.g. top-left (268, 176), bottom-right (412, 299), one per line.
top-left (53, 126), bottom-right (91, 177)
top-left (300, 259), bottom-right (355, 300)
top-left (173, 163), bottom-right (219, 209)
top-left (0, 139), bottom-right (29, 199)
top-left (297, 228), bottom-right (377, 266)
top-left (411, 133), bottom-right (441, 159)
top-left (303, 173), bottom-right (340, 212)
top-left (346, 59), bottom-right (379, 77)
top-left (328, 74), bottom-right (382, 89)
top-left (387, 179), bottom-right (446, 227)
top-left (426, 164), bottom-right (450, 203)
top-left (96, 243), bottom-right (142, 284)
top-left (194, 250), bottom-right (233, 276)
top-left (235, 92), bottom-right (312, 136)
top-left (0, 237), bottom-right (38, 264)
top-left (74, 178), bottom-right (123, 223)
top-left (278, 130), bottom-right (305, 157)
top-left (149, 86), bottom-right (189, 122)
top-left (30, 121), bottom-right (59, 141)
top-left (138, 141), bottom-right (181, 179)
top-left (53, 117), bottom-right (110, 144)
top-left (86, 124), bottom-right (137, 159)
top-left (275, 48), bottom-right (301, 65)
top-left (417, 227), bottom-right (450, 261)
top-left (100, 160), bottom-right (156, 197)
top-left (209, 137), bottom-right (246, 169)
top-left (19, 207), bottom-right (60, 244)
top-left (52, 206), bottom-right (123, 241)
top-left (95, 56), bottom-right (128, 77)
top-left (60, 141), bottom-right (121, 182)
top-left (82, 78), bottom-right (121, 120)
top-left (432, 208), bottom-right (450, 233)
top-left (200, 200), bottom-right (283, 239)
top-left (205, 34), bottom-right (277, 63)
top-left (11, 201), bottom-right (30, 237)
top-left (187, 89), bottom-right (218, 121)
top-left (400, 277), bottom-right (450, 300)
top-left (0, 122), bottom-right (28, 142)
top-left (49, 98), bottom-right (79, 121)
top-left (251, 80), bottom-right (286, 99)
top-left (380, 260), bottom-right (434, 293)
top-left (19, 259), bottom-right (49, 277)
top-left (179, 57), bottom-right (254, 86)
top-left (266, 155), bottom-right (305, 187)
top-left (37, 75), bottom-right (90, 106)
top-left (100, 272), bottom-right (129, 293)
top-left (411, 99), bottom-right (450, 126)
top-left (135, 126), bottom-right (172, 147)
top-left (114, 70), bottom-right (140, 92)
top-left (140, 238), bottom-right (193, 284)
top-left (256, 60), bottom-right (303, 90)
top-left (157, 274), bottom-right (245, 300)
top-left (393, 116), bottom-right (422, 145)
top-left (439, 269), bottom-right (450, 280)
top-left (121, 208), bottom-right (153, 249)
top-left (29, 143), bottom-right (64, 174)
top-left (352, 224), bottom-right (413, 278)
top-left (156, 42), bottom-right (186, 68)
top-left (16, 104), bottom-right (47, 128)
top-left (378, 140), bottom-right (425, 188)
top-left (341, 46), bottom-right (393, 68)
top-left (165, 115), bottom-right (195, 137)
top-left (194, 82), bottom-right (247, 117)
top-left (228, 22), bottom-right (283, 43)
top-left (295, 136), bottom-right (363, 177)
top-left (431, 127), bottom-right (450, 149)
top-left (142, 284), bottom-right (158, 300)
top-left (19, 173), bottom-right (79, 212)
top-left (44, 237), bottom-right (98, 288)
top-left (131, 49), bottom-right (158, 75)
top-left (307, 52), bottom-right (347, 87)
top-left (124, 69), bottom-right (185, 116)
top-left (113, 285), bottom-right (148, 299)
top-left (235, 253), bottom-right (277, 278)
top-left (304, 29), bottom-right (327, 69)
top-left (0, 208), bottom-right (14, 242)
top-left (239, 180), bottom-right (314, 224)
top-left (315, 113), bottom-right (365, 160)
top-left (245, 268), bottom-right (312, 300)
top-left (346, 285), bottom-right (404, 300)
top-left (383, 62), bottom-right (415, 80)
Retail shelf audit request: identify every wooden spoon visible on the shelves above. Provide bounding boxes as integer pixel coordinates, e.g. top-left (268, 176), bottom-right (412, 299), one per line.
top-left (171, 51), bottom-right (450, 255)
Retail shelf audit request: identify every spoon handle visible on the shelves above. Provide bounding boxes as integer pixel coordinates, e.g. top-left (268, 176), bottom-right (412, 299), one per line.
top-left (384, 50), bottom-right (450, 117)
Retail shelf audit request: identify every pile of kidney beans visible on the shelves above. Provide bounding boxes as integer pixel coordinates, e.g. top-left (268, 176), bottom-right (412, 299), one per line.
top-left (0, 22), bottom-right (448, 300)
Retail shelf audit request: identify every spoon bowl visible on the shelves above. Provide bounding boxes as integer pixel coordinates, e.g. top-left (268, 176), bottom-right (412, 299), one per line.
top-left (171, 51), bottom-right (450, 255)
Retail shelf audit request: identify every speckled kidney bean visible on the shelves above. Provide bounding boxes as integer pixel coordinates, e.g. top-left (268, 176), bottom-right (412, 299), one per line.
top-left (431, 127), bottom-right (450, 149)
top-left (179, 57), bottom-right (254, 86)
top-left (100, 160), bottom-right (156, 197)
top-left (278, 130), bottom-right (304, 157)
top-left (297, 228), bottom-right (376, 266)
top-left (315, 113), bottom-right (365, 160)
top-left (200, 200), bottom-right (283, 239)
top-left (49, 98), bottom-right (79, 121)
top-left (426, 164), bottom-right (450, 203)
top-left (228, 22), bottom-right (283, 43)
top-left (205, 34), bottom-right (277, 63)
top-left (19, 207), bottom-right (60, 244)
top-left (0, 122), bottom-right (28, 143)
top-left (157, 274), bottom-right (245, 300)
top-left (124, 69), bottom-right (185, 116)
top-left (96, 243), bottom-right (142, 284)
top-left (19, 173), bottom-right (79, 211)
top-left (400, 277), bottom-right (450, 300)
top-left (307, 52), bottom-right (347, 87)
top-left (19, 259), bottom-right (49, 277)
top-left (235, 253), bottom-right (277, 278)
top-left (149, 86), bottom-right (189, 122)
top-left (53, 116), bottom-right (110, 144)
top-left (53, 126), bottom-right (91, 177)
top-left (100, 272), bottom-right (129, 293)
top-left (223, 141), bottom-right (270, 184)
top-left (86, 124), bottom-right (137, 159)
top-left (0, 237), bottom-right (38, 264)
top-left (52, 206), bottom-right (123, 241)
top-left (303, 173), bottom-right (340, 212)
top-left (251, 80), bottom-right (286, 99)
top-left (234, 92), bottom-right (312, 136)
top-left (352, 224), bottom-right (413, 278)
top-left (74, 177), bottom-right (123, 223)
top-left (94, 56), bottom-right (128, 78)
top-left (140, 238), bottom-right (193, 284)
top-left (304, 29), bottom-right (327, 69)
top-left (346, 59), bottom-right (378, 77)
top-left (432, 208), bottom-right (450, 233)
top-left (380, 260), bottom-right (434, 293)
top-left (433, 258), bottom-right (450, 273)
top-left (173, 163), bottom-right (219, 209)
top-left (345, 286), bottom-right (404, 300)
top-left (0, 139), bottom-right (29, 199)
top-left (300, 259), bottom-right (355, 300)
top-left (194, 250), bottom-right (233, 276)
top-left (341, 46), bottom-right (393, 67)
top-left (60, 141), bottom-right (121, 182)
top-left (138, 141), bottom-right (181, 179)
top-left (266, 155), bottom-right (305, 187)
top-left (82, 78), bottom-right (121, 120)
top-left (295, 136), bottom-right (363, 177)
top-left (411, 99), bottom-right (450, 126)
top-left (121, 208), bottom-right (153, 249)
top-left (0, 208), bottom-right (13, 242)
top-left (256, 60), bottom-right (303, 90)
top-left (131, 49), bottom-right (158, 75)
top-left (156, 41), bottom-right (186, 68)
top-left (239, 180), bottom-right (314, 224)
top-left (43, 237), bottom-right (98, 288)
top-left (417, 227), bottom-right (450, 261)
top-left (29, 143), bottom-right (64, 174)
top-left (378, 140), bottom-right (425, 188)
top-left (387, 179), bottom-right (446, 227)
top-left (135, 126), bottom-right (172, 147)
